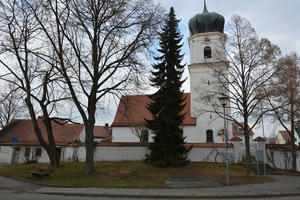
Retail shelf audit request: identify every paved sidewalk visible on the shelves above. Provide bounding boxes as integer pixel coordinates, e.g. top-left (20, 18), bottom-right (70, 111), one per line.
top-left (32, 175), bottom-right (300, 199)
top-left (1, 175), bottom-right (300, 199)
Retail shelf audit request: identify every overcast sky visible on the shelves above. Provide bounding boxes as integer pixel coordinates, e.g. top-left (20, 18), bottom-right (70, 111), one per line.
top-left (157, 0), bottom-right (300, 92)
top-left (99, 0), bottom-right (300, 137)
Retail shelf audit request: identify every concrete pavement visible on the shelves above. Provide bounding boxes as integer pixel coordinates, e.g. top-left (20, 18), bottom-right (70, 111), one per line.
top-left (1, 175), bottom-right (300, 199)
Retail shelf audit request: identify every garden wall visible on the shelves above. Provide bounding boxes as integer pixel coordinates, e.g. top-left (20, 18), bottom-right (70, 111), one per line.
top-left (266, 144), bottom-right (300, 171)
top-left (62, 143), bottom-right (238, 164)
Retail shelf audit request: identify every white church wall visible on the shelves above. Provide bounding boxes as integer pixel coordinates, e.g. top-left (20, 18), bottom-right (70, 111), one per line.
top-left (189, 32), bottom-right (226, 64)
top-left (182, 125), bottom-right (199, 142)
top-left (112, 127), bottom-right (140, 142)
top-left (112, 124), bottom-right (233, 144)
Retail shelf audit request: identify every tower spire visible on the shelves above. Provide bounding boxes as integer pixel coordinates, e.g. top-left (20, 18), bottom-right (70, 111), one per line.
top-left (203, 0), bottom-right (208, 13)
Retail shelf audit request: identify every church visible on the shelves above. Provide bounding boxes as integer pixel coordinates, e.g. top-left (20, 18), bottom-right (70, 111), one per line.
top-left (111, 2), bottom-right (236, 144)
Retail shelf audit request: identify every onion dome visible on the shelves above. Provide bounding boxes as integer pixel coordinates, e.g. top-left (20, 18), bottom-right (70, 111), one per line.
top-left (188, 0), bottom-right (225, 36)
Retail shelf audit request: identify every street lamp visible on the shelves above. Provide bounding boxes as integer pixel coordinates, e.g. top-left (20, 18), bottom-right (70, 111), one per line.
top-left (218, 96), bottom-right (230, 186)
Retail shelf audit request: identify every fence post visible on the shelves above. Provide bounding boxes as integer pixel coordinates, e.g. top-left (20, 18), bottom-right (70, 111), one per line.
top-left (230, 136), bottom-right (242, 164)
top-left (253, 136), bottom-right (266, 175)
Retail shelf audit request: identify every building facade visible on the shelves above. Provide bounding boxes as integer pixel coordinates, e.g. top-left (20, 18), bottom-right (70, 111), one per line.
top-left (112, 2), bottom-right (233, 143)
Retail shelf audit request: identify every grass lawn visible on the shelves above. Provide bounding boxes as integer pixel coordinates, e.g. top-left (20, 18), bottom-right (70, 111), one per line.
top-left (0, 162), bottom-right (275, 188)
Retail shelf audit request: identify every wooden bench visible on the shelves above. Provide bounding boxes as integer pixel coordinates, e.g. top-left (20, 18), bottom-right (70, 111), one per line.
top-left (31, 167), bottom-right (54, 179)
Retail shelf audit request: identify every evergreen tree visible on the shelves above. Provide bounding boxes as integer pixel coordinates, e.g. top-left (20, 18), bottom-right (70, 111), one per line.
top-left (145, 7), bottom-right (190, 167)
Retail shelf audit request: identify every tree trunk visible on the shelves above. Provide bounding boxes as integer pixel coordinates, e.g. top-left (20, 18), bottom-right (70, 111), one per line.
top-left (25, 97), bottom-right (58, 167)
top-left (244, 118), bottom-right (252, 176)
top-left (291, 118), bottom-right (297, 171)
top-left (84, 123), bottom-right (95, 174)
top-left (41, 111), bottom-right (59, 167)
top-left (45, 146), bottom-right (58, 167)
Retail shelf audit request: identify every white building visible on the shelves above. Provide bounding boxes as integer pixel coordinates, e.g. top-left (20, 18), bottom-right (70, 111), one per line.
top-left (112, 2), bottom-right (233, 144)
top-left (0, 117), bottom-right (111, 164)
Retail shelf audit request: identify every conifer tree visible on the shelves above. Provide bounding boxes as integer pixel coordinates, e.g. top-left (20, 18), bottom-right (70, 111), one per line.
top-left (145, 7), bottom-right (190, 167)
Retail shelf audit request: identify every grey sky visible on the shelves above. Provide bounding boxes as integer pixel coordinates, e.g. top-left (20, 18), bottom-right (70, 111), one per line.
top-left (99, 0), bottom-right (300, 137)
top-left (159, 0), bottom-right (300, 55)
top-left (157, 0), bottom-right (300, 92)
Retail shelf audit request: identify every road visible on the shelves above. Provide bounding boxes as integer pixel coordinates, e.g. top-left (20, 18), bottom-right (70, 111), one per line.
top-left (1, 190), bottom-right (300, 200)
top-left (1, 174), bottom-right (300, 200)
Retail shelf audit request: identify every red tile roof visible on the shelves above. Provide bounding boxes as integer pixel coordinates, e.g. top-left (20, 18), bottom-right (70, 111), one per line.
top-left (253, 136), bottom-right (266, 142)
top-left (232, 122), bottom-right (254, 136)
top-left (112, 93), bottom-right (196, 126)
top-left (278, 131), bottom-right (291, 143)
top-left (266, 144), bottom-right (300, 150)
top-left (229, 136), bottom-right (242, 141)
top-left (0, 118), bottom-right (110, 146)
top-left (94, 126), bottom-right (111, 138)
top-left (185, 143), bottom-right (233, 148)
top-left (87, 142), bottom-right (233, 148)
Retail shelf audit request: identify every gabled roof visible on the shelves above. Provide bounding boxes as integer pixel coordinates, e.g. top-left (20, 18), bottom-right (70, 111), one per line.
top-left (112, 93), bottom-right (196, 126)
top-left (94, 126), bottom-right (111, 138)
top-left (230, 136), bottom-right (242, 141)
top-left (232, 122), bottom-right (254, 136)
top-left (253, 136), bottom-right (266, 142)
top-left (278, 130), bottom-right (291, 143)
top-left (0, 118), bottom-right (110, 146)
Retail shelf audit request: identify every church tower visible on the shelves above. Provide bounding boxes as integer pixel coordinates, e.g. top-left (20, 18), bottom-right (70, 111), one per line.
top-left (188, 1), bottom-right (232, 143)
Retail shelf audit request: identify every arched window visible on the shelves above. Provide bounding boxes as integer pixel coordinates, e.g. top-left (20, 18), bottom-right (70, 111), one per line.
top-left (204, 46), bottom-right (212, 59)
top-left (206, 130), bottom-right (214, 143)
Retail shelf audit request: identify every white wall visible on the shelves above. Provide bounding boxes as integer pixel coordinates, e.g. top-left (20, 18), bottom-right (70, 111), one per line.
top-left (297, 151), bottom-right (300, 172)
top-left (61, 145), bottom-right (236, 163)
top-left (188, 147), bottom-right (234, 163)
top-left (189, 32), bottom-right (226, 64)
top-left (112, 127), bottom-right (140, 142)
top-left (0, 146), bottom-right (12, 164)
top-left (94, 146), bottom-right (149, 161)
top-left (266, 147), bottom-right (300, 171)
top-left (78, 128), bottom-right (86, 142)
top-left (182, 126), bottom-right (198, 142)
top-left (0, 146), bottom-right (50, 164)
top-left (112, 125), bottom-right (233, 144)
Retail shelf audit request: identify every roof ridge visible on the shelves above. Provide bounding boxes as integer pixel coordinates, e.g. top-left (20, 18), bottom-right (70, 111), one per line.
top-left (122, 92), bottom-right (191, 97)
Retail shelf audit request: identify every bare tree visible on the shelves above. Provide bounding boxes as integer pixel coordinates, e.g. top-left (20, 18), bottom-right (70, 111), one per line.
top-left (22, 0), bottom-right (163, 174)
top-left (0, 83), bottom-right (26, 128)
top-left (130, 125), bottom-right (149, 142)
top-left (266, 53), bottom-right (300, 171)
top-left (196, 15), bottom-right (280, 176)
top-left (0, 0), bottom-right (70, 167)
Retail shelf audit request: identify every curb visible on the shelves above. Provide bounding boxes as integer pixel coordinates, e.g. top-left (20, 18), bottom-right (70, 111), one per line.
top-left (35, 192), bottom-right (300, 199)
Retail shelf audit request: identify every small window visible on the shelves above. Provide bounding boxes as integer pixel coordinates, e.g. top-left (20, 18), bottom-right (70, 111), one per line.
top-left (206, 130), bottom-right (214, 143)
top-left (208, 80), bottom-right (210, 85)
top-left (25, 148), bottom-right (31, 157)
top-left (235, 125), bottom-right (244, 133)
top-left (204, 46), bottom-right (212, 58)
top-left (35, 148), bottom-right (42, 157)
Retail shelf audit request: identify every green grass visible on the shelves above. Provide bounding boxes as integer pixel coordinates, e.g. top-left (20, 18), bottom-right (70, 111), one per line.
top-left (0, 162), bottom-right (275, 187)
